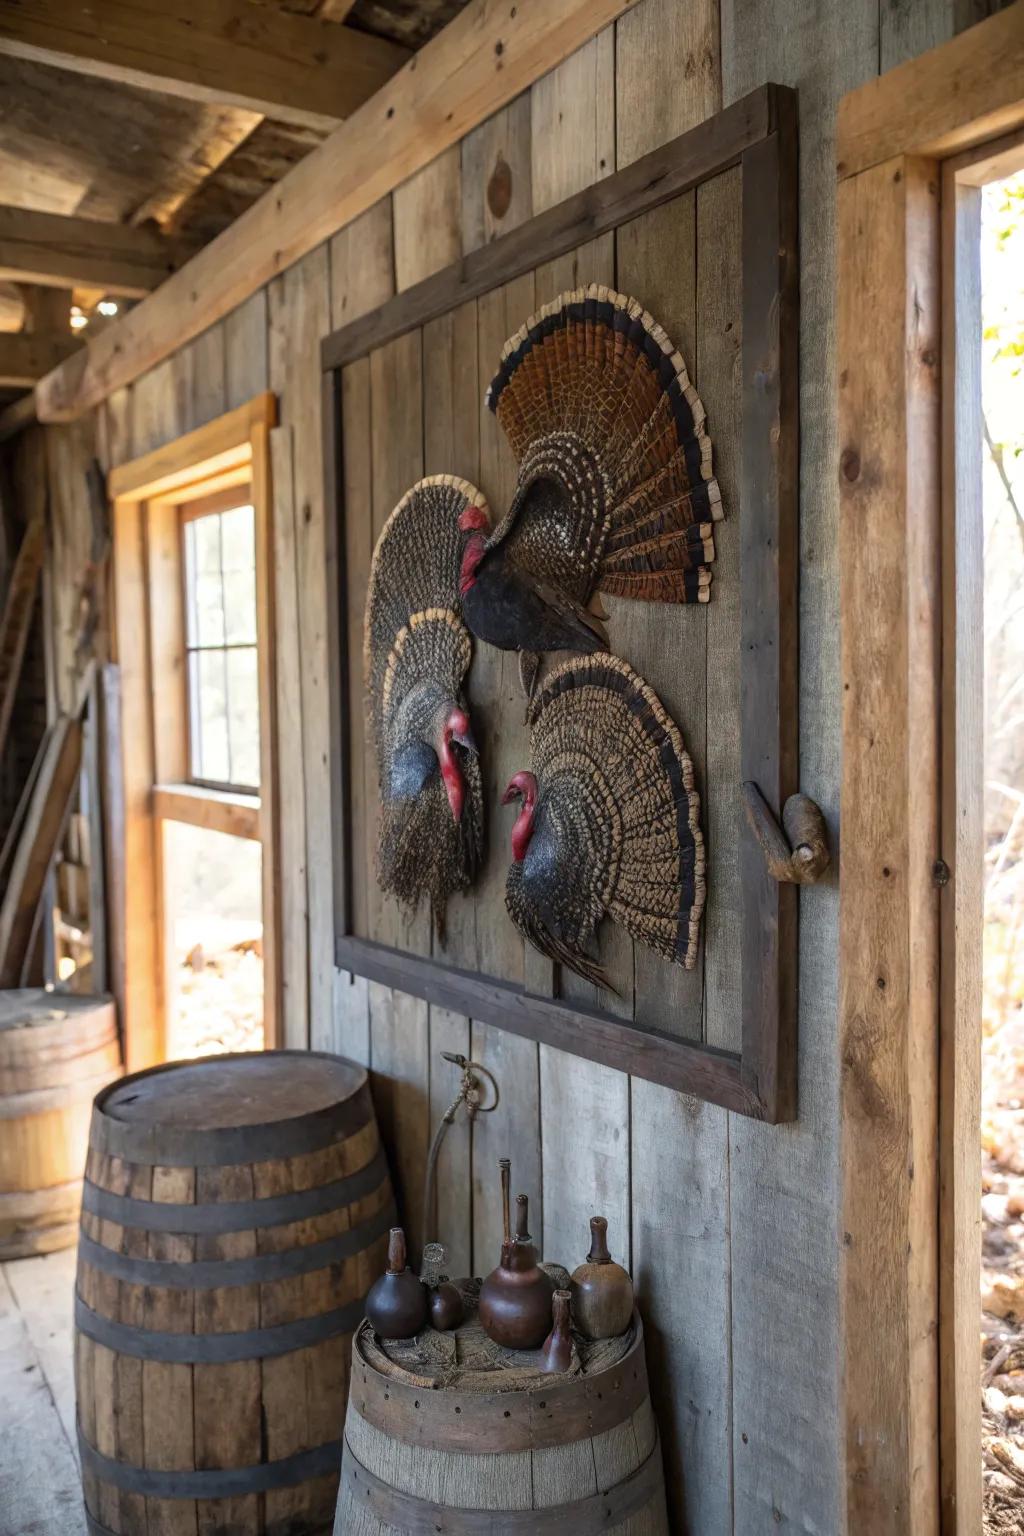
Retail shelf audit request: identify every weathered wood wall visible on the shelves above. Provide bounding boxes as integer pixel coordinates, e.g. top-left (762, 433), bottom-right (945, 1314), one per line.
top-left (26, 0), bottom-right (995, 1528)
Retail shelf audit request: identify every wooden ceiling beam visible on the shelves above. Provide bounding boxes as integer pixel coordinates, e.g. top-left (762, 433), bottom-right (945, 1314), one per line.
top-left (33, 0), bottom-right (640, 423)
top-left (0, 205), bottom-right (191, 296)
top-left (0, 0), bottom-right (410, 131)
top-left (0, 331), bottom-right (79, 387)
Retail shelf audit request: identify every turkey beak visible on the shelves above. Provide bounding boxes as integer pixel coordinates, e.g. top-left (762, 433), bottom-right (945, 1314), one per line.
top-left (501, 781), bottom-right (522, 807)
top-left (451, 720), bottom-right (478, 756)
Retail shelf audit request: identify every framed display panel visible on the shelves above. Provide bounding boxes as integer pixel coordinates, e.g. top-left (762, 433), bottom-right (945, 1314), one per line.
top-left (321, 85), bottom-right (798, 1120)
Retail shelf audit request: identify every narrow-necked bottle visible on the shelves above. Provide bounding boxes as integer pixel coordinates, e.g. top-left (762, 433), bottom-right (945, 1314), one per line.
top-left (479, 1176), bottom-right (554, 1350)
top-left (539, 1288), bottom-right (573, 1373)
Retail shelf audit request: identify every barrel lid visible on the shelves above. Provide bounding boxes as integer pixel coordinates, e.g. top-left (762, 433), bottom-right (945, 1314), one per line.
top-left (91, 1050), bottom-right (370, 1166)
top-left (0, 989), bottom-right (115, 1031)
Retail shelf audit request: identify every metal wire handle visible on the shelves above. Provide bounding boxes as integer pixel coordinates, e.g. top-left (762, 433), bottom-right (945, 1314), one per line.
top-left (421, 1052), bottom-right (499, 1258)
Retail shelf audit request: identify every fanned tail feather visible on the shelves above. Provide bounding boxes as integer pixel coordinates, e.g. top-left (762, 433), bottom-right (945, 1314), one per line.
top-left (487, 286), bottom-right (722, 605)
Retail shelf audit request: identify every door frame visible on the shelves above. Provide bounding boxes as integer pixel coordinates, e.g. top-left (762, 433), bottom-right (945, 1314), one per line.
top-left (107, 392), bottom-right (280, 1069)
top-left (837, 8), bottom-right (1024, 1533)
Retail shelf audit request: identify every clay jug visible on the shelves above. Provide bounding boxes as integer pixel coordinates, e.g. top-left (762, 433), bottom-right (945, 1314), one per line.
top-left (570, 1216), bottom-right (634, 1341)
top-left (539, 1288), bottom-right (573, 1374)
top-left (479, 1188), bottom-right (554, 1350)
top-left (365, 1227), bottom-right (428, 1339)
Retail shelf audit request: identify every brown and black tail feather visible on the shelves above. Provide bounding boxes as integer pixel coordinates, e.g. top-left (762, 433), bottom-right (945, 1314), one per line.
top-left (487, 285), bottom-right (721, 605)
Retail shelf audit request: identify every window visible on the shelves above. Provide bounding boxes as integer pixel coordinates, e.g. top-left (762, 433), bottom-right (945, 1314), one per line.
top-left (183, 501), bottom-right (260, 791)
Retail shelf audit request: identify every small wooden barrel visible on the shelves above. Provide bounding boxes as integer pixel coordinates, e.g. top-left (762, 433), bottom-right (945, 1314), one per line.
top-left (0, 989), bottom-right (121, 1259)
top-left (75, 1050), bottom-right (394, 1536)
top-left (336, 1304), bottom-right (670, 1534)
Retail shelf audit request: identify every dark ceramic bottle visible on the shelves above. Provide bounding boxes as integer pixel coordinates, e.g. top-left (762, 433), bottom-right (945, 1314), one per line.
top-left (570, 1215), bottom-right (634, 1341)
top-left (429, 1281), bottom-right (464, 1331)
top-left (365, 1227), bottom-right (428, 1339)
top-left (479, 1190), bottom-right (555, 1350)
top-left (539, 1288), bottom-right (573, 1374)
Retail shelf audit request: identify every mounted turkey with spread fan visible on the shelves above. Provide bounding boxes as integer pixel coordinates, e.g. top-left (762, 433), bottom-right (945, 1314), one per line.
top-left (502, 654), bottom-right (705, 987)
top-left (459, 284), bottom-right (722, 693)
top-left (365, 475), bottom-right (490, 940)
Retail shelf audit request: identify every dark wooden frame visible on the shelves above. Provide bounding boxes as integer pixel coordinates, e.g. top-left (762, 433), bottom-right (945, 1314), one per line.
top-left (321, 84), bottom-right (799, 1121)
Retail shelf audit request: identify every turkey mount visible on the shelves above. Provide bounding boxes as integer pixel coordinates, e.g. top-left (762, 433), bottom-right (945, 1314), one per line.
top-left (364, 475), bottom-right (490, 941)
top-left (503, 653), bottom-right (706, 989)
top-left (459, 285), bottom-right (722, 691)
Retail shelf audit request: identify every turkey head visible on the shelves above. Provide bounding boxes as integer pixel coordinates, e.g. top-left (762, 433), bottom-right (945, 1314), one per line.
top-left (503, 654), bottom-right (705, 988)
top-left (460, 285), bottom-right (722, 675)
top-left (365, 476), bottom-right (489, 941)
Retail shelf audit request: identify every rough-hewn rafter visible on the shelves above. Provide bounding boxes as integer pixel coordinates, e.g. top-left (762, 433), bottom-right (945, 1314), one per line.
top-left (0, 206), bottom-right (192, 296)
top-left (0, 0), bottom-right (410, 131)
top-left (33, 0), bottom-right (640, 423)
top-left (0, 331), bottom-right (79, 386)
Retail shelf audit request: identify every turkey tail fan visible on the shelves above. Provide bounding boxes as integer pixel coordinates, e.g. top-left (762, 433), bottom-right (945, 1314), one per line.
top-left (364, 475), bottom-right (490, 938)
top-left (522, 653), bottom-right (705, 973)
top-left (365, 474), bottom-right (490, 745)
top-left (486, 285), bottom-right (721, 604)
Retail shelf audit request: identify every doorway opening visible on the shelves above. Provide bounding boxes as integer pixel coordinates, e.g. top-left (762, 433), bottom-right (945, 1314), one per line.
top-left (162, 490), bottom-right (265, 1061)
top-left (979, 167), bottom-right (1024, 1529)
top-left (107, 394), bottom-right (279, 1070)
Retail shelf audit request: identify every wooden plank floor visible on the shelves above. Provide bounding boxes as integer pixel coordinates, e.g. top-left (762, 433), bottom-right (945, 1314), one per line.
top-left (0, 1245), bottom-right (86, 1536)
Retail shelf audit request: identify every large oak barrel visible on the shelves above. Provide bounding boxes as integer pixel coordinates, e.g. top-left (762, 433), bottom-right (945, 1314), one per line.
top-left (0, 989), bottom-right (121, 1259)
top-left (74, 1050), bottom-right (394, 1536)
top-left (335, 1299), bottom-right (670, 1534)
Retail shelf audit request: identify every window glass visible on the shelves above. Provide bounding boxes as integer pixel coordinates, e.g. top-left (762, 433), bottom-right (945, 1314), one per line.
top-left (183, 504), bottom-right (260, 790)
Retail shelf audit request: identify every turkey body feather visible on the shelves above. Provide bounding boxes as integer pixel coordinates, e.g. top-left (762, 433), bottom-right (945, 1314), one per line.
top-left (504, 654), bottom-right (705, 987)
top-left (365, 475), bottom-right (489, 939)
top-left (460, 285), bottom-right (722, 668)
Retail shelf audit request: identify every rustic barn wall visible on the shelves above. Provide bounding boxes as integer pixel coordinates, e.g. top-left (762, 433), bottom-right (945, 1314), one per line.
top-left (31, 0), bottom-right (987, 1528)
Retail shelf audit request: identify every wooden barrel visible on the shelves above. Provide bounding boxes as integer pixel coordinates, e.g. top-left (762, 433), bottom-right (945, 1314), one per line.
top-left (74, 1049), bottom-right (395, 1536)
top-left (0, 989), bottom-right (121, 1259)
top-left (335, 1301), bottom-right (670, 1534)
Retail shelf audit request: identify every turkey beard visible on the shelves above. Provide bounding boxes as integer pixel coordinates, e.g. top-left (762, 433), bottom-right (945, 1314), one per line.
top-left (376, 760), bottom-right (484, 943)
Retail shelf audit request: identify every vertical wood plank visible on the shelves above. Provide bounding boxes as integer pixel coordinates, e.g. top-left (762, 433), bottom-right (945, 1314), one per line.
top-left (461, 93), bottom-right (533, 255)
top-left (838, 153), bottom-right (941, 1536)
top-left (470, 1018), bottom-right (542, 1274)
top-left (393, 147), bottom-right (462, 293)
top-left (225, 290), bottom-right (269, 408)
top-left (631, 1085), bottom-right (732, 1536)
top-left (615, 0), bottom-right (722, 169)
top-left (177, 325), bottom-right (227, 434)
top-left (268, 424), bottom-right (309, 1048)
top-left (269, 245), bottom-right (333, 1049)
top-left (721, 0), bottom-right (876, 1524)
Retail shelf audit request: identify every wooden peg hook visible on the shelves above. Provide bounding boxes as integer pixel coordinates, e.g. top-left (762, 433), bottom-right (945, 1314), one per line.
top-left (742, 782), bottom-right (831, 885)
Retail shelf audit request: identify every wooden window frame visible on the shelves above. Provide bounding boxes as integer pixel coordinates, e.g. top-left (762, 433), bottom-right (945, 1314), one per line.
top-left (107, 392), bottom-right (280, 1069)
top-left (321, 85), bottom-right (800, 1121)
top-left (837, 10), bottom-right (1024, 1534)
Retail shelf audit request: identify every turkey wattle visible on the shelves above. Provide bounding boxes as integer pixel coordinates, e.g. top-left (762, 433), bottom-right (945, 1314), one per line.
top-left (502, 654), bottom-right (706, 987)
top-left (459, 285), bottom-right (722, 676)
top-left (365, 475), bottom-right (489, 939)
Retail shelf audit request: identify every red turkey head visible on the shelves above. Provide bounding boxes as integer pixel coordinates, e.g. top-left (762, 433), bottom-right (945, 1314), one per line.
top-left (438, 706), bottom-right (477, 824)
top-left (502, 770), bottom-right (537, 862)
top-left (458, 503), bottom-right (489, 595)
